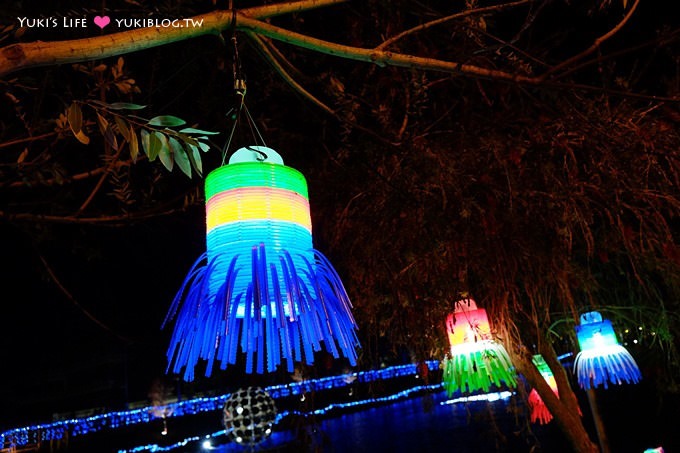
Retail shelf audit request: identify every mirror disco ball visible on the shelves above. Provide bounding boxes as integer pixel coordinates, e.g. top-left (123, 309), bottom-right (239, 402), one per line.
top-left (222, 387), bottom-right (277, 445)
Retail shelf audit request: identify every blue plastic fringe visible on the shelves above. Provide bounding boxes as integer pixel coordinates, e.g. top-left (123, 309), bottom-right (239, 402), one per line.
top-left (163, 244), bottom-right (359, 381)
top-left (574, 344), bottom-right (642, 389)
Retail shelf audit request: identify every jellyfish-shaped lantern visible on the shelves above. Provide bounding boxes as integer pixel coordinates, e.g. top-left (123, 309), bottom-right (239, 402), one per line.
top-left (527, 354), bottom-right (559, 424)
top-left (163, 146), bottom-right (360, 381)
top-left (573, 311), bottom-right (641, 389)
top-left (442, 298), bottom-right (517, 395)
top-left (528, 354), bottom-right (582, 424)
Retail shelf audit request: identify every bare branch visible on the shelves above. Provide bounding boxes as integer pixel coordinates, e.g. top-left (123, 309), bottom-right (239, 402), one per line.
top-left (375, 0), bottom-right (535, 51)
top-left (246, 31), bottom-right (335, 115)
top-left (0, 131), bottom-right (59, 149)
top-left (0, 207), bottom-right (185, 224)
top-left (543, 0), bottom-right (641, 78)
top-left (38, 253), bottom-right (136, 344)
top-left (5, 158), bottom-right (133, 189)
top-left (74, 145), bottom-right (125, 216)
top-left (237, 14), bottom-right (539, 84)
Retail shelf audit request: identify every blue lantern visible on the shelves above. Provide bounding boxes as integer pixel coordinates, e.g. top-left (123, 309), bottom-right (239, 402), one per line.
top-left (573, 311), bottom-right (641, 389)
top-left (163, 146), bottom-right (360, 381)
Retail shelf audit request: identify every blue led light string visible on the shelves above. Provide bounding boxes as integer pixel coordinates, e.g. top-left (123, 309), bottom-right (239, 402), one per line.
top-left (117, 384), bottom-right (517, 453)
top-left (1, 361), bottom-right (437, 449)
top-left (117, 384), bottom-right (444, 453)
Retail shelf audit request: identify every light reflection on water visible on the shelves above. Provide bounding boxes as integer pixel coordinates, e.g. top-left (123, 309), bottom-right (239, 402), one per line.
top-left (212, 390), bottom-right (570, 453)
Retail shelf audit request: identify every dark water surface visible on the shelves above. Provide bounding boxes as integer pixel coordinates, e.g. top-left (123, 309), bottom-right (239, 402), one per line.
top-left (209, 390), bottom-right (572, 453)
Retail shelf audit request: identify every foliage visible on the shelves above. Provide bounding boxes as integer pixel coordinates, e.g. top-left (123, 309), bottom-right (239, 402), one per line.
top-left (66, 99), bottom-right (216, 178)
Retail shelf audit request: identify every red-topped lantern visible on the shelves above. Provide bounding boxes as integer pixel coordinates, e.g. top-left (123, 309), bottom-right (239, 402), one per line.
top-left (442, 298), bottom-right (517, 395)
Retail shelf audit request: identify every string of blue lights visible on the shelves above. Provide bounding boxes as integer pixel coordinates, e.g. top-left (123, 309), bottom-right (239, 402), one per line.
top-left (3, 354), bottom-right (573, 450)
top-left (0, 360), bottom-right (439, 449)
top-left (117, 386), bottom-right (516, 453)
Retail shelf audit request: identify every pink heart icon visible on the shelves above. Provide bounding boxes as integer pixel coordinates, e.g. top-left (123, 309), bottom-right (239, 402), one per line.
top-left (93, 16), bottom-right (111, 29)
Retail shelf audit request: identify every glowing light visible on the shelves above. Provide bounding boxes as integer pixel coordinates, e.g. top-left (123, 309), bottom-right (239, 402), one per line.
top-left (2, 362), bottom-right (440, 451)
top-left (440, 391), bottom-right (513, 405)
top-left (527, 354), bottom-right (569, 425)
top-left (202, 439), bottom-right (211, 449)
top-left (163, 147), bottom-right (360, 380)
top-left (441, 298), bottom-right (517, 395)
top-left (574, 311), bottom-right (642, 389)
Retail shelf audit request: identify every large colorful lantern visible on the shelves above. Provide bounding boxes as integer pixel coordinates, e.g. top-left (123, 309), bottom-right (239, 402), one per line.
top-left (442, 298), bottom-right (517, 395)
top-left (163, 146), bottom-right (360, 381)
top-left (573, 311), bottom-right (641, 389)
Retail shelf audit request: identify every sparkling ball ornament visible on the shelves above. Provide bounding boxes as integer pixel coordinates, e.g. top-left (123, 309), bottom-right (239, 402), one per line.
top-left (222, 387), bottom-right (277, 446)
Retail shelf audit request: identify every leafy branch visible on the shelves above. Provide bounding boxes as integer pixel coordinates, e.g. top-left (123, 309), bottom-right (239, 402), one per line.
top-left (66, 100), bottom-right (219, 178)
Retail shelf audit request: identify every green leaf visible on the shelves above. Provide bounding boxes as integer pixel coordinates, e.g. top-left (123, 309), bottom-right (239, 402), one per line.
top-left (67, 103), bottom-right (83, 135)
top-left (141, 129), bottom-right (162, 161)
top-left (115, 116), bottom-right (131, 142)
top-left (188, 143), bottom-right (203, 177)
top-left (175, 133), bottom-right (199, 147)
top-left (106, 102), bottom-right (147, 110)
top-left (169, 137), bottom-right (191, 178)
top-left (147, 115), bottom-right (186, 127)
top-left (197, 141), bottom-right (211, 152)
top-left (129, 127), bottom-right (139, 162)
top-left (179, 127), bottom-right (220, 135)
top-left (155, 132), bottom-right (173, 171)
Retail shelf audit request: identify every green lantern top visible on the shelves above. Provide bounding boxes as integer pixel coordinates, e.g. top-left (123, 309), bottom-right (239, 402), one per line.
top-left (205, 146), bottom-right (308, 200)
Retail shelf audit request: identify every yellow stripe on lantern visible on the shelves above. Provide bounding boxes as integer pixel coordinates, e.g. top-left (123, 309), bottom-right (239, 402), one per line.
top-left (206, 187), bottom-right (312, 232)
top-left (447, 308), bottom-right (492, 347)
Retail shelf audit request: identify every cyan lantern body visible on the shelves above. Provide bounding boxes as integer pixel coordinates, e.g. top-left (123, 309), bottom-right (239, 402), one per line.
top-left (163, 146), bottom-right (360, 381)
top-left (573, 311), bottom-right (641, 389)
top-left (442, 298), bottom-right (516, 395)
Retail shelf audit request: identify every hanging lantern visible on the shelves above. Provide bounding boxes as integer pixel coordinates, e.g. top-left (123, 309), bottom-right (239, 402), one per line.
top-left (528, 354), bottom-right (582, 425)
top-left (163, 146), bottom-right (360, 381)
top-left (528, 354), bottom-right (559, 424)
top-left (573, 311), bottom-right (641, 389)
top-left (442, 298), bottom-right (517, 395)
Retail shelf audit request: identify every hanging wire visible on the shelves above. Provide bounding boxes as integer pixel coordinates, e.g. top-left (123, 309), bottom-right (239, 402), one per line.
top-left (220, 6), bottom-right (267, 165)
top-left (244, 104), bottom-right (267, 148)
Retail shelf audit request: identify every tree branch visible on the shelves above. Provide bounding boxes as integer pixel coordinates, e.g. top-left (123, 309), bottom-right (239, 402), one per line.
top-left (0, 131), bottom-right (59, 149)
top-left (38, 253), bottom-right (136, 344)
top-left (236, 14), bottom-right (539, 84)
top-left (245, 31), bottom-right (335, 115)
top-left (543, 0), bottom-right (641, 78)
top-left (375, 0), bottom-right (535, 51)
top-left (0, 1), bottom-right (539, 84)
top-left (4, 158), bottom-right (133, 189)
top-left (0, 206), bottom-right (186, 225)
top-left (0, 0), bottom-right (348, 77)
top-left (74, 144), bottom-right (125, 216)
